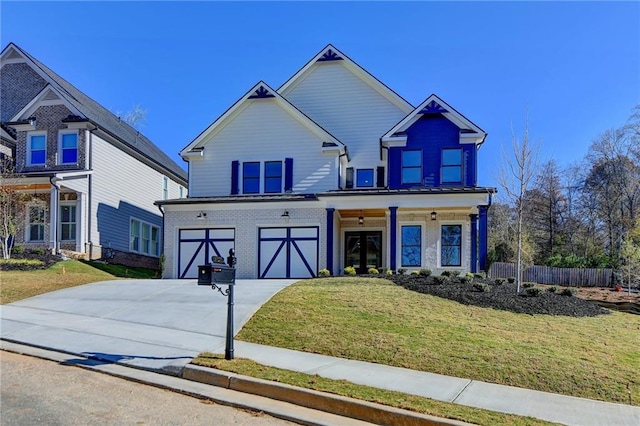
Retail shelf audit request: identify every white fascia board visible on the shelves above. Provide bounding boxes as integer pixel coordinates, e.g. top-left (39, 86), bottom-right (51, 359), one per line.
top-left (322, 192), bottom-right (491, 210)
top-left (10, 85), bottom-right (82, 122)
top-left (52, 170), bottom-right (93, 181)
top-left (161, 199), bottom-right (326, 213)
top-left (380, 136), bottom-right (408, 147)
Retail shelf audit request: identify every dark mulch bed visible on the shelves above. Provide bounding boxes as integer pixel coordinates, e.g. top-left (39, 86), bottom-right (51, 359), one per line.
top-left (0, 251), bottom-right (63, 271)
top-left (385, 274), bottom-right (610, 317)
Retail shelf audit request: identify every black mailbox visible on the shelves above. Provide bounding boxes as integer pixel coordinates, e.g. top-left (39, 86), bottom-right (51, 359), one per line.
top-left (211, 262), bottom-right (235, 285)
top-left (198, 264), bottom-right (212, 285)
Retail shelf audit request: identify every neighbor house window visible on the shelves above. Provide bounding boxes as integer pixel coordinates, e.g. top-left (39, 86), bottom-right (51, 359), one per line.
top-left (442, 148), bottom-right (462, 183)
top-left (264, 161), bottom-right (282, 193)
top-left (179, 186), bottom-right (184, 198)
top-left (162, 176), bottom-right (169, 200)
top-left (28, 132), bottom-right (47, 166)
top-left (130, 218), bottom-right (160, 257)
top-left (27, 205), bottom-right (46, 241)
top-left (356, 169), bottom-right (374, 187)
top-left (401, 225), bottom-right (422, 267)
top-left (60, 204), bottom-right (76, 241)
top-left (401, 150), bottom-right (422, 184)
top-left (243, 162), bottom-right (260, 194)
top-left (441, 224), bottom-right (462, 267)
top-left (59, 131), bottom-right (78, 164)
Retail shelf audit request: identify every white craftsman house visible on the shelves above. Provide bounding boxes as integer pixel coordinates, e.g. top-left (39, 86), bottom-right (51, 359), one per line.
top-left (157, 45), bottom-right (495, 279)
top-left (1, 43), bottom-right (188, 268)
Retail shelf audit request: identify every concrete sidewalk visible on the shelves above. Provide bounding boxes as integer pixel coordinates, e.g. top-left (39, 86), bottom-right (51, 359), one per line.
top-left (1, 279), bottom-right (639, 425)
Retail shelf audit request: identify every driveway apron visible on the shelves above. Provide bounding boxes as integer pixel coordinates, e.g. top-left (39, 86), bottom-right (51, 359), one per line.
top-left (0, 279), bottom-right (296, 374)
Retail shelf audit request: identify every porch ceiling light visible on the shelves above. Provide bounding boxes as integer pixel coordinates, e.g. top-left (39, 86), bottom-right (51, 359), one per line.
top-left (281, 211), bottom-right (290, 218)
top-left (196, 211), bottom-right (207, 219)
top-left (358, 210), bottom-right (364, 226)
top-left (431, 211), bottom-right (437, 221)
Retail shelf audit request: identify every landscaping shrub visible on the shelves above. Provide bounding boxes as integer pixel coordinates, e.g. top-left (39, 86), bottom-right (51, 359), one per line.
top-left (419, 268), bottom-right (432, 277)
top-left (344, 266), bottom-right (356, 276)
top-left (13, 245), bottom-right (24, 254)
top-left (318, 268), bottom-right (330, 278)
top-left (441, 270), bottom-right (453, 277)
top-left (367, 267), bottom-right (379, 275)
top-left (411, 270), bottom-right (420, 275)
top-left (507, 277), bottom-right (515, 283)
top-left (385, 269), bottom-right (393, 276)
top-left (474, 272), bottom-right (487, 279)
top-left (522, 282), bottom-right (536, 288)
top-left (560, 287), bottom-right (578, 297)
top-left (473, 282), bottom-right (490, 292)
top-left (30, 248), bottom-right (45, 255)
top-left (397, 268), bottom-right (407, 275)
top-left (434, 275), bottom-right (450, 284)
top-left (494, 278), bottom-right (506, 285)
top-left (525, 287), bottom-right (543, 297)
top-left (450, 270), bottom-right (461, 278)
top-left (460, 272), bottom-right (474, 284)
top-left (547, 286), bottom-right (558, 293)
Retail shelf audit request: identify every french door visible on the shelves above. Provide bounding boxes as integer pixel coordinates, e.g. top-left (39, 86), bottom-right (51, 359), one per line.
top-left (344, 231), bottom-right (382, 274)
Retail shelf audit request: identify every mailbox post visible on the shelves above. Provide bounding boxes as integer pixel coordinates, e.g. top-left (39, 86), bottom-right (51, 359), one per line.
top-left (198, 249), bottom-right (237, 360)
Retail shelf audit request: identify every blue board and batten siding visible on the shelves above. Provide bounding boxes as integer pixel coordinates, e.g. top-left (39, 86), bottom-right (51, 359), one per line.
top-left (388, 115), bottom-right (477, 189)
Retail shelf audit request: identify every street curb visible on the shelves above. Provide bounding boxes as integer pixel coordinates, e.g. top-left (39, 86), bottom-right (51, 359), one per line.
top-left (183, 364), bottom-right (472, 426)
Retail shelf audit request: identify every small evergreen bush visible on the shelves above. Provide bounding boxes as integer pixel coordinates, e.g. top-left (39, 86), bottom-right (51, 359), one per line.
top-left (494, 278), bottom-right (506, 285)
top-left (450, 270), bottom-right (461, 278)
top-left (434, 275), bottom-right (450, 284)
top-left (13, 245), bottom-right (24, 254)
top-left (344, 266), bottom-right (356, 276)
top-left (441, 270), bottom-right (453, 277)
top-left (318, 268), bottom-right (331, 277)
top-left (397, 268), bottom-right (407, 275)
top-left (560, 287), bottom-right (578, 297)
top-left (411, 270), bottom-right (420, 275)
top-left (526, 287), bottom-right (543, 297)
top-left (507, 277), bottom-right (516, 283)
top-left (367, 267), bottom-right (379, 275)
top-left (547, 286), bottom-right (558, 293)
top-left (522, 282), bottom-right (536, 288)
top-left (419, 268), bottom-right (432, 277)
top-left (473, 282), bottom-right (490, 292)
top-left (460, 273), bottom-right (473, 284)
top-left (474, 272), bottom-right (487, 279)
top-left (386, 269), bottom-right (393, 275)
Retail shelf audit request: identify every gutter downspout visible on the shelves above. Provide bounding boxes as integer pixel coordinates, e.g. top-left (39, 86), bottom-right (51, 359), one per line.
top-left (87, 128), bottom-right (94, 260)
top-left (157, 204), bottom-right (165, 278)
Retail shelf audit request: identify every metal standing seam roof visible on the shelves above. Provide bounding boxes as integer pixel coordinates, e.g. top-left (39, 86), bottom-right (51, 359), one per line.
top-left (13, 45), bottom-right (187, 184)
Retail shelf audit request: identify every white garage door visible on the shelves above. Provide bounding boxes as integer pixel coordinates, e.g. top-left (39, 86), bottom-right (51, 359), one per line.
top-left (178, 228), bottom-right (235, 279)
top-left (259, 227), bottom-right (318, 279)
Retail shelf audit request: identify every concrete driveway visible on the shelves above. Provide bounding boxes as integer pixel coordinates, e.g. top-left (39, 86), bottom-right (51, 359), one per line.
top-left (0, 279), bottom-right (296, 374)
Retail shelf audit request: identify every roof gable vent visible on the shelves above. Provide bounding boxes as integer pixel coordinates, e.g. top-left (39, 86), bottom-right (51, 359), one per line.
top-left (317, 48), bottom-right (343, 62)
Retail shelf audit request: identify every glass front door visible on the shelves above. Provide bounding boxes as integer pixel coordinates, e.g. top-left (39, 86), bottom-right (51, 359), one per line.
top-left (345, 231), bottom-right (382, 274)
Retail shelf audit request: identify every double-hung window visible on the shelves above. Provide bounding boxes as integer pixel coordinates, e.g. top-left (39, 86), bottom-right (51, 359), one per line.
top-left (60, 204), bottom-right (76, 241)
top-left (441, 224), bottom-right (462, 267)
top-left (442, 148), bottom-right (462, 184)
top-left (401, 225), bottom-right (422, 267)
top-left (242, 162), bottom-right (260, 194)
top-left (162, 177), bottom-right (169, 200)
top-left (28, 132), bottom-right (47, 166)
top-left (27, 205), bottom-right (46, 242)
top-left (130, 218), bottom-right (160, 257)
top-left (356, 169), bottom-right (374, 187)
top-left (264, 161), bottom-right (282, 193)
top-left (401, 150), bottom-right (422, 185)
top-left (59, 131), bottom-right (78, 164)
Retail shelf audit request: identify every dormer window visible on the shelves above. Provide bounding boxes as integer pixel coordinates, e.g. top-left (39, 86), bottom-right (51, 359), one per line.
top-left (59, 131), bottom-right (78, 164)
top-left (401, 149), bottom-right (422, 185)
top-left (264, 161), bottom-right (283, 193)
top-left (242, 162), bottom-right (260, 194)
top-left (442, 148), bottom-right (462, 184)
top-left (28, 132), bottom-right (47, 166)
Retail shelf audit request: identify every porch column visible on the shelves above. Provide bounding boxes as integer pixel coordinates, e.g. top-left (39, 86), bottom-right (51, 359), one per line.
top-left (478, 205), bottom-right (488, 272)
top-left (49, 183), bottom-right (59, 254)
top-left (469, 214), bottom-right (478, 273)
top-left (389, 206), bottom-right (397, 271)
top-left (326, 208), bottom-right (334, 276)
top-left (77, 192), bottom-right (86, 253)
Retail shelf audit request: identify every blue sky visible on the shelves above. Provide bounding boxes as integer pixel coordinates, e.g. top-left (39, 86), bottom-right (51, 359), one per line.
top-left (2, 1), bottom-right (638, 191)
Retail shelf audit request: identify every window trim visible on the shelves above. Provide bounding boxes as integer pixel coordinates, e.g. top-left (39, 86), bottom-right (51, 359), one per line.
top-left (26, 203), bottom-right (46, 242)
top-left (58, 130), bottom-right (78, 165)
top-left (162, 176), bottom-right (169, 200)
top-left (264, 160), bottom-right (283, 193)
top-left (27, 131), bottom-right (47, 166)
top-left (356, 168), bottom-right (374, 188)
top-left (130, 218), bottom-right (160, 257)
top-left (401, 149), bottom-right (422, 185)
top-left (439, 222), bottom-right (464, 268)
top-left (441, 148), bottom-right (463, 184)
top-left (400, 223), bottom-right (423, 268)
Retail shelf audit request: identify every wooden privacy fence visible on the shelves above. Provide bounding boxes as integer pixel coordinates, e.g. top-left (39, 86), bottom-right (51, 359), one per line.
top-left (488, 262), bottom-right (613, 287)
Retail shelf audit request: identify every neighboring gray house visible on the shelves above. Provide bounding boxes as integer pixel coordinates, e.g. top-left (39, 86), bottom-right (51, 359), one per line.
top-left (0, 43), bottom-right (188, 268)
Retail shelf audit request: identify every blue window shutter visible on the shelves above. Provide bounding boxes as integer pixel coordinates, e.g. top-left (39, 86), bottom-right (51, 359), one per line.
top-left (376, 166), bottom-right (385, 188)
top-left (284, 158), bottom-right (293, 192)
top-left (231, 160), bottom-right (239, 195)
top-left (346, 167), bottom-right (354, 189)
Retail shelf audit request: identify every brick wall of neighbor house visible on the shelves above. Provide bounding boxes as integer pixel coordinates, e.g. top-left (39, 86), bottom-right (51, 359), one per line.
top-left (15, 104), bottom-right (86, 172)
top-left (0, 62), bottom-right (46, 122)
top-left (105, 248), bottom-right (160, 271)
top-left (163, 206), bottom-right (327, 279)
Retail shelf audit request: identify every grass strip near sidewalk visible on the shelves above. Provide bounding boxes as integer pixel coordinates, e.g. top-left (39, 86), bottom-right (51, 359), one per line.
top-left (236, 277), bottom-right (640, 406)
top-left (1, 260), bottom-right (114, 304)
top-left (193, 353), bottom-right (556, 426)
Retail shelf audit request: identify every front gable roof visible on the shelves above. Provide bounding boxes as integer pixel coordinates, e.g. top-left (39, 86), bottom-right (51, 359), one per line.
top-left (0, 43), bottom-right (187, 184)
top-left (181, 81), bottom-right (347, 158)
top-left (381, 94), bottom-right (487, 146)
top-left (278, 44), bottom-right (414, 114)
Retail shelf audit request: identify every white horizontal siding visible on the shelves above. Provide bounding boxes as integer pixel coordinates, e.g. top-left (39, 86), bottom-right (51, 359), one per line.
top-left (282, 62), bottom-right (407, 173)
top-left (189, 100), bottom-right (338, 197)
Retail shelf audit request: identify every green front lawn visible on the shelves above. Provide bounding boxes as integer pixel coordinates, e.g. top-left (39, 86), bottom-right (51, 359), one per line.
top-left (235, 277), bottom-right (639, 406)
